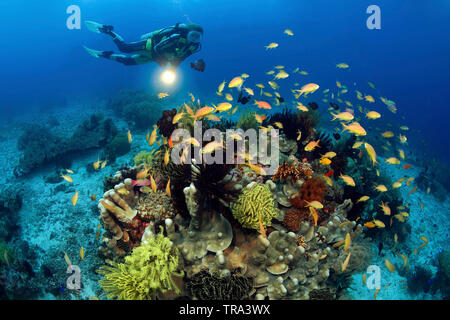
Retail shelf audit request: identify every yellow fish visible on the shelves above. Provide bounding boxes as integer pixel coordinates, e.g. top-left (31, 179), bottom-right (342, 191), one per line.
top-left (341, 122), bottom-right (367, 136)
top-left (336, 81), bottom-right (342, 88)
top-left (418, 235), bottom-right (428, 249)
top-left (244, 87), bottom-right (254, 96)
top-left (64, 251), bottom-right (72, 266)
top-left (392, 181), bottom-right (402, 189)
top-left (241, 73), bottom-right (249, 78)
top-left (172, 112), bottom-right (186, 124)
top-left (382, 131), bottom-right (394, 138)
top-left (363, 273), bottom-right (367, 286)
top-left (340, 174), bottom-right (355, 186)
top-left (379, 201), bottom-right (391, 215)
top-left (266, 70), bottom-right (275, 75)
top-left (385, 157), bottom-right (401, 165)
top-left (274, 122), bottom-right (283, 129)
top-left (344, 233), bottom-right (351, 253)
top-left (319, 157), bottom-right (331, 165)
top-left (225, 93), bottom-right (233, 101)
top-left (61, 174), bottom-right (73, 183)
top-left (284, 29), bottom-right (294, 36)
top-left (194, 106), bottom-right (215, 120)
top-left (385, 259), bottom-right (396, 273)
top-left (228, 76), bottom-right (244, 88)
top-left (166, 179), bottom-right (171, 197)
top-left (201, 141), bottom-right (224, 154)
top-left (296, 102), bottom-right (309, 112)
top-left (157, 92), bottom-right (169, 99)
top-left (322, 174), bottom-right (333, 187)
top-left (365, 95), bottom-right (375, 103)
top-left (309, 207), bottom-right (318, 226)
top-left (148, 125), bottom-right (158, 146)
top-left (374, 184), bottom-right (388, 192)
top-left (71, 191), bottom-right (79, 206)
top-left (65, 169), bottom-right (74, 174)
top-left (398, 149), bottom-right (405, 160)
top-left (274, 70), bottom-right (289, 80)
top-left (366, 111), bottom-right (381, 119)
top-left (136, 166), bottom-right (150, 179)
top-left (164, 148), bottom-right (170, 165)
top-left (79, 247), bottom-right (85, 260)
top-left (299, 70), bottom-right (308, 75)
top-left (342, 251), bottom-right (352, 272)
top-left (364, 143), bottom-right (378, 166)
top-left (321, 151), bottom-right (337, 159)
top-left (304, 200), bottom-right (323, 210)
top-left (331, 112), bottom-right (354, 121)
top-left (399, 134), bottom-right (407, 144)
top-left (373, 219), bottom-right (386, 228)
top-left (149, 174), bottom-right (157, 193)
top-left (101, 160), bottom-right (107, 169)
top-left (293, 83), bottom-right (320, 96)
top-left (265, 42), bottom-right (278, 50)
top-left (304, 139), bottom-right (320, 152)
top-left (127, 130), bottom-right (132, 144)
top-left (336, 63), bottom-right (349, 69)
top-left (400, 126), bottom-right (409, 131)
top-left (218, 81), bottom-right (226, 93)
top-left (297, 130), bottom-right (302, 141)
top-left (352, 141), bottom-right (363, 149)
top-left (215, 102), bottom-right (232, 112)
top-left (356, 196), bottom-right (370, 203)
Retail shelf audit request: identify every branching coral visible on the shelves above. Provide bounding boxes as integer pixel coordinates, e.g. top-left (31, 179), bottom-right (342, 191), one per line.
top-left (98, 229), bottom-right (182, 300)
top-left (231, 182), bottom-right (278, 231)
top-left (272, 161), bottom-right (313, 182)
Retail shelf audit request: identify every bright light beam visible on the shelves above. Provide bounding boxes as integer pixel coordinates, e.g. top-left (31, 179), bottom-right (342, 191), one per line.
top-left (161, 69), bottom-right (176, 85)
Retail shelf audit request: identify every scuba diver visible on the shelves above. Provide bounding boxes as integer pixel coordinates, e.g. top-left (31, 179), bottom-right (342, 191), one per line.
top-left (83, 21), bottom-right (203, 69)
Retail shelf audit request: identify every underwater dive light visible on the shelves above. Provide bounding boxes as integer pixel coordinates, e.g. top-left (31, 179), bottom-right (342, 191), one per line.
top-left (161, 69), bottom-right (176, 85)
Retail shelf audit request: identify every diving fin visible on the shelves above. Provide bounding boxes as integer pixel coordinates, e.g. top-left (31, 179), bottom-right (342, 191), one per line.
top-left (85, 21), bottom-right (104, 33)
top-left (83, 46), bottom-right (103, 58)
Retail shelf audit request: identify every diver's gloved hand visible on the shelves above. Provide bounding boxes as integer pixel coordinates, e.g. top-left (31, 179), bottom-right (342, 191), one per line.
top-left (99, 25), bottom-right (114, 34)
top-left (99, 51), bottom-right (114, 58)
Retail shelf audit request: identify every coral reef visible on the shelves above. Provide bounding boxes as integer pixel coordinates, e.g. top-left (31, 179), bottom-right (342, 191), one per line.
top-left (104, 132), bottom-right (131, 161)
top-left (15, 114), bottom-right (118, 176)
top-left (109, 90), bottom-right (165, 129)
top-left (98, 177), bottom-right (175, 257)
top-left (98, 229), bottom-right (182, 300)
top-left (185, 269), bottom-right (253, 300)
top-left (134, 150), bottom-right (156, 167)
top-left (231, 182), bottom-right (278, 231)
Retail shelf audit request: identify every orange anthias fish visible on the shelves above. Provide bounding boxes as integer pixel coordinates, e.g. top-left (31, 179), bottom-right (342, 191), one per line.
top-left (341, 122), bottom-right (367, 136)
top-left (136, 166), bottom-right (150, 179)
top-left (341, 251), bottom-right (352, 272)
top-left (149, 174), bottom-right (157, 193)
top-left (166, 179), bottom-right (171, 197)
top-left (304, 139), bottom-right (320, 152)
top-left (258, 213), bottom-right (267, 238)
top-left (379, 201), bottom-right (391, 215)
top-left (194, 106), bottom-right (215, 120)
top-left (344, 233), bottom-right (351, 253)
top-left (309, 207), bottom-right (318, 226)
top-left (254, 100), bottom-right (272, 109)
top-left (409, 186), bottom-right (417, 195)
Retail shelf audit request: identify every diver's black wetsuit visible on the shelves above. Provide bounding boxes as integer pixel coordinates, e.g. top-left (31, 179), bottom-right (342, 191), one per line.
top-left (98, 23), bottom-right (202, 67)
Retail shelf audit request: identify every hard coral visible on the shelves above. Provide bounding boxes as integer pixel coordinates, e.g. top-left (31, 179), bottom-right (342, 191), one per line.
top-left (231, 182), bottom-right (278, 231)
top-left (290, 177), bottom-right (327, 209)
top-left (98, 229), bottom-right (183, 300)
top-left (282, 208), bottom-right (314, 232)
top-left (98, 177), bottom-right (175, 257)
top-left (272, 161), bottom-right (313, 182)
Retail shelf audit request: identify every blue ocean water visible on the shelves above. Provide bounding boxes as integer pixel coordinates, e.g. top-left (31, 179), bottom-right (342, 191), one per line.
top-left (0, 0), bottom-right (449, 301)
